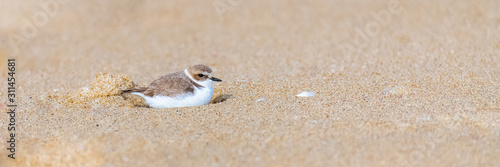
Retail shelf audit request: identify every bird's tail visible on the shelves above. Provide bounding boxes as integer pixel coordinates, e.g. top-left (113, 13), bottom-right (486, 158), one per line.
top-left (121, 87), bottom-right (148, 95)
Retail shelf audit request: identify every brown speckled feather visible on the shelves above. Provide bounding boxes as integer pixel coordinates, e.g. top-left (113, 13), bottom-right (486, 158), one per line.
top-left (139, 71), bottom-right (203, 97)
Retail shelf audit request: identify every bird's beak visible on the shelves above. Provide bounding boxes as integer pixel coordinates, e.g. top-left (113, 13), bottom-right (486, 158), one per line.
top-left (210, 77), bottom-right (222, 82)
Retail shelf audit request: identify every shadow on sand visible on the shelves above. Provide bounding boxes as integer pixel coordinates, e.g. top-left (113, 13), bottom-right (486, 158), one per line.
top-left (210, 94), bottom-right (232, 104)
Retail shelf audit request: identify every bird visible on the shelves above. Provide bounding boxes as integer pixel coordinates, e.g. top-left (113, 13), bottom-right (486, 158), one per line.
top-left (121, 64), bottom-right (222, 108)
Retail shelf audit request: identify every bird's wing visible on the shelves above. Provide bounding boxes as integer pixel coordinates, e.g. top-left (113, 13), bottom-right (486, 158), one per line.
top-left (142, 71), bottom-right (196, 97)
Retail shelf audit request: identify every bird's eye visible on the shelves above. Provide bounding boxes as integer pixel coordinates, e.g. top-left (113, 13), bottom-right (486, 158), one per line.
top-left (197, 74), bottom-right (204, 77)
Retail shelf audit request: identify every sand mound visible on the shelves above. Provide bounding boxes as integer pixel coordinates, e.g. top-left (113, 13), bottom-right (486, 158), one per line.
top-left (47, 72), bottom-right (143, 108)
top-left (80, 72), bottom-right (135, 98)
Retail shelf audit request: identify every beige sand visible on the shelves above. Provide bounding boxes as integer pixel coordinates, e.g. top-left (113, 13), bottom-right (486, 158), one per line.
top-left (0, 0), bottom-right (499, 166)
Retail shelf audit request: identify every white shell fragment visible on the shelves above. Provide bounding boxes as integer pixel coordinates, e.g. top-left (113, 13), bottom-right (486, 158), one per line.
top-left (256, 98), bottom-right (266, 101)
top-left (296, 91), bottom-right (316, 97)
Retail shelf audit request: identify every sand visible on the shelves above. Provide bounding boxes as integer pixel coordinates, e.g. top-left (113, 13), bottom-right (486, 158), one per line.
top-left (0, 0), bottom-right (499, 166)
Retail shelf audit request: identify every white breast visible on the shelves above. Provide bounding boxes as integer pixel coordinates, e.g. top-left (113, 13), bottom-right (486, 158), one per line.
top-left (132, 81), bottom-right (214, 108)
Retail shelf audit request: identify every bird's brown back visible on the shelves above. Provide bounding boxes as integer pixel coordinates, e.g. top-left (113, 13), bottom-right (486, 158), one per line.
top-left (122, 71), bottom-right (203, 97)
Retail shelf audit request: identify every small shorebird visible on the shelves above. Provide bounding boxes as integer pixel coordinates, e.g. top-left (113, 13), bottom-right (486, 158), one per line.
top-left (122, 64), bottom-right (222, 108)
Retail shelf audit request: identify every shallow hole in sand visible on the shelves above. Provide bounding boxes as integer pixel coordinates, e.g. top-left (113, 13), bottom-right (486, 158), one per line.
top-left (121, 93), bottom-right (232, 108)
top-left (210, 94), bottom-right (233, 104)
